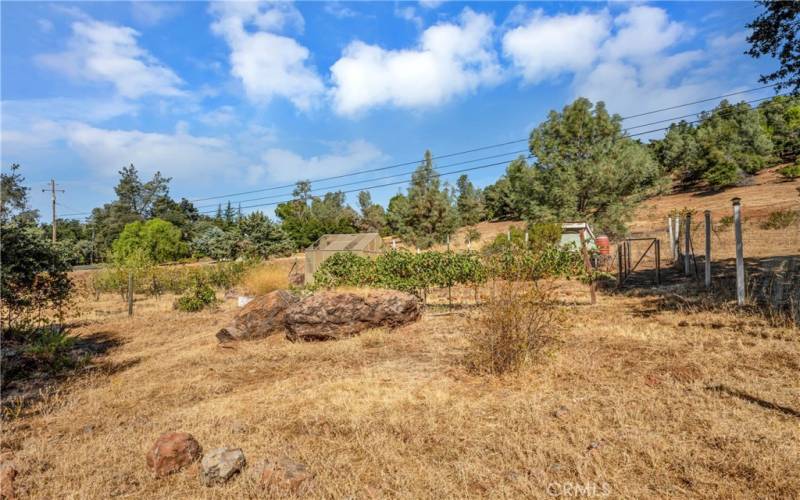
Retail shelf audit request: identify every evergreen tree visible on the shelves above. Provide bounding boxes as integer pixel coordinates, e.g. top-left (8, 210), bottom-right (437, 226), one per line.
top-left (401, 150), bottom-right (459, 248)
top-left (747, 1), bottom-right (800, 93)
top-left (526, 98), bottom-right (665, 235)
top-left (385, 193), bottom-right (409, 235)
top-left (357, 191), bottom-right (387, 234)
top-left (455, 174), bottom-right (484, 226)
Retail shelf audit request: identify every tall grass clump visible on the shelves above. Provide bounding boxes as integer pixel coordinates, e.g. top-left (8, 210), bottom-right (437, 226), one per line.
top-left (466, 282), bottom-right (564, 375)
top-left (242, 263), bottom-right (290, 295)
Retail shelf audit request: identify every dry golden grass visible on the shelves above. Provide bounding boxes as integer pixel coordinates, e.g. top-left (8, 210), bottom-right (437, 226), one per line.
top-left (2, 281), bottom-right (798, 499)
top-left (241, 260), bottom-right (297, 296)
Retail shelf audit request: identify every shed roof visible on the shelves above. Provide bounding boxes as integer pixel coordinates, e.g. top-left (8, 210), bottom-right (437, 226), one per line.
top-left (306, 233), bottom-right (383, 252)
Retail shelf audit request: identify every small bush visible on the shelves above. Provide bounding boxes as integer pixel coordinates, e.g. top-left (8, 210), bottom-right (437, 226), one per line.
top-left (174, 280), bottom-right (218, 312)
top-left (465, 282), bottom-right (564, 375)
top-left (776, 163), bottom-right (800, 180)
top-left (760, 209), bottom-right (800, 230)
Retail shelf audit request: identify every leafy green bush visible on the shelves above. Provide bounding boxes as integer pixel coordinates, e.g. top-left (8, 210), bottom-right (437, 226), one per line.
top-left (1, 222), bottom-right (73, 331)
top-left (174, 279), bottom-right (218, 312)
top-left (777, 162), bottom-right (800, 180)
top-left (312, 250), bottom-right (487, 297)
top-left (760, 209), bottom-right (799, 230)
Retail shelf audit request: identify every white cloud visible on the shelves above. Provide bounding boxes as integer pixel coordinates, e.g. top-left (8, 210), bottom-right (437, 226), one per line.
top-left (198, 105), bottom-right (239, 127)
top-left (249, 140), bottom-right (385, 183)
top-left (130, 2), bottom-right (181, 26)
top-left (64, 123), bottom-right (243, 182)
top-left (36, 18), bottom-right (183, 99)
top-left (395, 5), bottom-right (424, 30)
top-left (601, 6), bottom-right (686, 62)
top-left (502, 10), bottom-right (610, 84)
top-left (330, 8), bottom-right (502, 116)
top-left (419, 0), bottom-right (444, 9)
top-left (210, 1), bottom-right (323, 110)
top-left (324, 2), bottom-right (359, 19)
top-left (37, 19), bottom-right (54, 33)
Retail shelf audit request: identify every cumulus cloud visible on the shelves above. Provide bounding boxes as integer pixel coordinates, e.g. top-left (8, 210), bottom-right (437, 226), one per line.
top-left (36, 18), bottom-right (184, 98)
top-left (210, 1), bottom-right (324, 110)
top-left (249, 140), bottom-right (385, 183)
top-left (501, 5), bottom-right (727, 121)
top-left (64, 123), bottom-right (243, 182)
top-left (502, 10), bottom-right (610, 84)
top-left (330, 8), bottom-right (502, 116)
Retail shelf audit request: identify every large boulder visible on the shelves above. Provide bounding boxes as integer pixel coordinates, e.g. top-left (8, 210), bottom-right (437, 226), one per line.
top-left (146, 432), bottom-right (202, 478)
top-left (217, 290), bottom-right (299, 343)
top-left (284, 290), bottom-right (422, 341)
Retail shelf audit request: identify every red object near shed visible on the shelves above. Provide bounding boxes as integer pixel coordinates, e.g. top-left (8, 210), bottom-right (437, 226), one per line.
top-left (596, 235), bottom-right (610, 255)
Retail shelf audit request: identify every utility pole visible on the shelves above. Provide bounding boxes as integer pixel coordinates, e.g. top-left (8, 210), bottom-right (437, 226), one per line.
top-left (42, 179), bottom-right (64, 243)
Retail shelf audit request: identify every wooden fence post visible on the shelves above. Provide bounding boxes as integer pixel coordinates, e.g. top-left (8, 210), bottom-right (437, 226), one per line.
top-left (704, 210), bottom-right (712, 288)
top-left (655, 239), bottom-right (661, 285)
top-left (684, 214), bottom-right (692, 276)
top-left (617, 244), bottom-right (624, 288)
top-left (732, 198), bottom-right (745, 306)
top-left (667, 216), bottom-right (675, 262)
top-left (579, 230), bottom-right (596, 305)
top-left (127, 271), bottom-right (134, 317)
top-left (673, 216), bottom-right (681, 267)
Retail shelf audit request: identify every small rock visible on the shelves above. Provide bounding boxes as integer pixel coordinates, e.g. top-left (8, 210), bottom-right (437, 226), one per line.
top-left (83, 425), bottom-right (95, 435)
top-left (551, 405), bottom-right (568, 419)
top-left (229, 421), bottom-right (249, 434)
top-left (146, 432), bottom-right (202, 478)
top-left (201, 447), bottom-right (245, 485)
top-left (253, 457), bottom-right (313, 493)
top-left (0, 458), bottom-right (17, 500)
top-left (586, 441), bottom-right (602, 452)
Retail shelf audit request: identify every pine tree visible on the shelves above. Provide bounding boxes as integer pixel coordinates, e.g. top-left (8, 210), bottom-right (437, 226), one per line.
top-left (401, 150), bottom-right (459, 248)
top-left (455, 174), bottom-right (484, 226)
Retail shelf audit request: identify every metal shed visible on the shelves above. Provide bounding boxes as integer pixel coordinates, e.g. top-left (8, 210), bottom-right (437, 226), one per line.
top-left (560, 222), bottom-right (597, 251)
top-left (304, 233), bottom-right (385, 284)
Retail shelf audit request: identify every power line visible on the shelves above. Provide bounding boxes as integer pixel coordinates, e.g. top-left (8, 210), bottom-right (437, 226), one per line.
top-left (624, 94), bottom-right (782, 131)
top-left (194, 148), bottom-right (530, 210)
top-left (188, 83), bottom-right (780, 203)
top-left (201, 120), bottom-right (702, 215)
top-left (201, 95), bottom-right (782, 211)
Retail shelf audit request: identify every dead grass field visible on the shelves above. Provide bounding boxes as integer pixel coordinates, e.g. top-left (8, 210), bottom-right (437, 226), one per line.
top-left (2, 171), bottom-right (799, 499)
top-left (2, 279), bottom-right (799, 499)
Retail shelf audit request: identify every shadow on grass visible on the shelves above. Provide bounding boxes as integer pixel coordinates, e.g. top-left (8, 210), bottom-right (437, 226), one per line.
top-left (706, 384), bottom-right (800, 419)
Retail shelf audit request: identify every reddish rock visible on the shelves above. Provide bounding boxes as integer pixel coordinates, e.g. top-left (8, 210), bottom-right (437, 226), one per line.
top-left (216, 290), bottom-right (299, 342)
top-left (253, 458), bottom-right (313, 493)
top-left (284, 290), bottom-right (422, 341)
top-left (146, 432), bottom-right (202, 478)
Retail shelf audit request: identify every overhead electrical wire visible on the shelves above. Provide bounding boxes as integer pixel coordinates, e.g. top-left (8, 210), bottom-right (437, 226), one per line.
top-left (187, 83), bottom-right (781, 203)
top-left (53, 83), bottom-right (786, 218)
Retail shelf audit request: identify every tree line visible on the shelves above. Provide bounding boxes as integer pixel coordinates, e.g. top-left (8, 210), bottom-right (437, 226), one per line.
top-left (3, 92), bottom-right (798, 272)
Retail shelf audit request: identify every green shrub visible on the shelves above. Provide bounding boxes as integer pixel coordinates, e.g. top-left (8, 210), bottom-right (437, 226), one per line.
top-left (174, 280), bottom-right (218, 312)
top-left (92, 260), bottom-right (251, 297)
top-left (776, 163), bottom-right (800, 180)
top-left (760, 209), bottom-right (800, 230)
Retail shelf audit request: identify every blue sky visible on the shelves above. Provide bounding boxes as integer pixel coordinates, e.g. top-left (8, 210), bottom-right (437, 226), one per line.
top-left (0, 1), bottom-right (778, 219)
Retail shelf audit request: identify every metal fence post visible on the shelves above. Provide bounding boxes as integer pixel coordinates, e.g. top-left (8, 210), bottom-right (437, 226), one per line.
top-left (617, 244), bottom-right (624, 288)
top-left (684, 214), bottom-right (692, 276)
top-left (704, 210), bottom-right (712, 288)
top-left (673, 216), bottom-right (681, 267)
top-left (732, 198), bottom-right (745, 305)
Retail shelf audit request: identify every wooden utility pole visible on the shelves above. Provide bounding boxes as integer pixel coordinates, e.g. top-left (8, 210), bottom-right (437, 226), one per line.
top-left (684, 214), bottom-right (692, 276)
top-left (732, 198), bottom-right (745, 306)
top-left (704, 210), bottom-right (712, 288)
top-left (42, 179), bottom-right (64, 243)
top-left (579, 229), bottom-right (596, 305)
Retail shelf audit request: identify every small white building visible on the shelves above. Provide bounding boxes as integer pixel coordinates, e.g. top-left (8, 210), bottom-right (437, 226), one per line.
top-left (560, 222), bottom-right (597, 250)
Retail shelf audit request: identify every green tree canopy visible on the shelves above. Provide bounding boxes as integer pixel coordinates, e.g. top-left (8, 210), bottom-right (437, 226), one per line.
top-left (275, 183), bottom-right (359, 248)
top-left (747, 1), bottom-right (800, 93)
top-left (524, 98), bottom-right (665, 235)
top-left (455, 174), bottom-right (485, 226)
top-left (398, 150), bottom-right (459, 248)
top-left (112, 218), bottom-right (187, 264)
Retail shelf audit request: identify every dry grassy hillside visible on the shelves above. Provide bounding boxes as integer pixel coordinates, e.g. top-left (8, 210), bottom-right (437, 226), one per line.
top-left (2, 171), bottom-right (799, 499)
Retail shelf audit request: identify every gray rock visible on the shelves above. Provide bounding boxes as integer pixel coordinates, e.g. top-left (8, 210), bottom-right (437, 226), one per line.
top-left (201, 447), bottom-right (246, 485)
